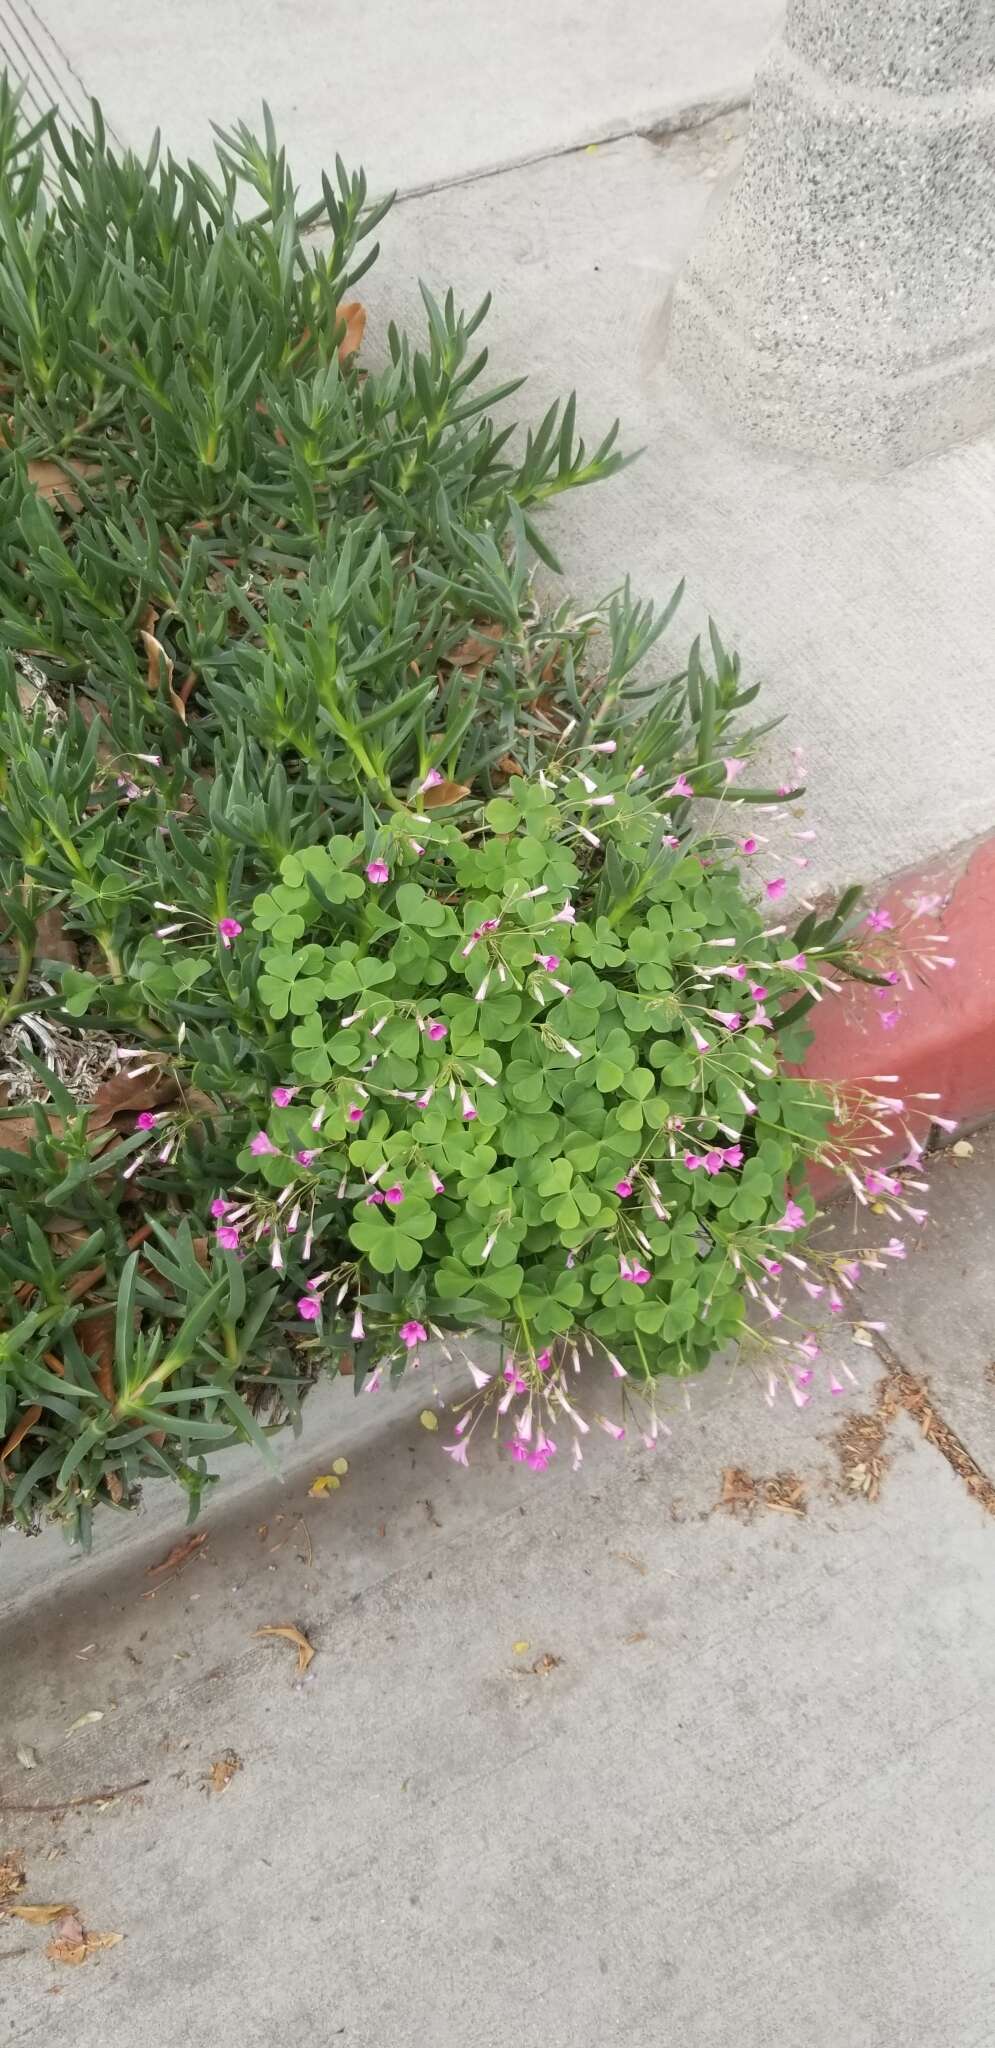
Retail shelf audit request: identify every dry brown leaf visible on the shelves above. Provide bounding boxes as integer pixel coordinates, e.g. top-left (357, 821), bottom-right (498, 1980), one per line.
top-left (9, 1902), bottom-right (76, 1925)
top-left (88, 1066), bottom-right (171, 1131)
top-left (78, 1307), bottom-right (115, 1405)
top-left (0, 1405), bottom-right (42, 1460)
top-left (337, 300), bottom-right (366, 363)
top-left (32, 906), bottom-right (79, 969)
top-left (445, 621), bottom-right (504, 673)
top-left (206, 1751), bottom-right (242, 1795)
top-left (44, 1909), bottom-right (122, 1966)
top-left (495, 752), bottom-right (524, 779)
top-left (624, 1631), bottom-right (650, 1645)
top-left (0, 1855), bottom-right (25, 1902)
top-left (26, 459), bottom-right (100, 510)
top-left (140, 629), bottom-right (186, 724)
top-left (531, 1652), bottom-right (563, 1676)
top-left (146, 1530), bottom-right (207, 1577)
top-left (421, 778), bottom-right (471, 809)
top-left (253, 1623), bottom-right (315, 1674)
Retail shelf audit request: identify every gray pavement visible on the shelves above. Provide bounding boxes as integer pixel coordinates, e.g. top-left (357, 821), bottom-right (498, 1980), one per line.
top-left (2, 1139), bottom-right (995, 2046)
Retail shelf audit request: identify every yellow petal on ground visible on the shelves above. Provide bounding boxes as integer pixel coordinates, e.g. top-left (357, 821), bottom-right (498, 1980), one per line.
top-left (419, 1410), bottom-right (439, 1431)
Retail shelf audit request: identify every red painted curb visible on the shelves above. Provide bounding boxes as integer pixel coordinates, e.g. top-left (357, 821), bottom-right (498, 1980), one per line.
top-left (801, 832), bottom-right (995, 1166)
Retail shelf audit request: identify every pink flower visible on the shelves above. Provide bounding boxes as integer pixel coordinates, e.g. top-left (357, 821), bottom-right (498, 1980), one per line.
top-left (366, 859), bottom-right (389, 885)
top-left (366, 1190), bottom-right (385, 1205)
top-left (723, 757), bottom-right (747, 781)
top-left (216, 1225), bottom-right (240, 1251)
top-left (351, 1306), bottom-right (366, 1340)
top-left (598, 1417), bottom-right (626, 1442)
top-left (460, 1091), bottom-right (477, 1121)
top-left (419, 768), bottom-right (444, 792)
top-left (443, 1439), bottom-right (470, 1466)
top-left (751, 1005), bottom-right (772, 1029)
top-left (425, 1020), bottom-right (447, 1041)
top-left (295, 1148), bottom-right (316, 1167)
top-left (765, 877), bottom-right (787, 900)
top-left (209, 1197), bottom-right (230, 1218)
top-left (880, 1009), bottom-right (902, 1030)
top-left (723, 1145), bottom-right (744, 1168)
top-left (249, 1131), bottom-right (278, 1156)
top-left (430, 1171), bottom-right (446, 1194)
top-left (385, 1184), bottom-right (404, 1207)
top-left (217, 917), bottom-right (242, 947)
top-left (551, 901), bottom-right (576, 925)
top-left (865, 1170), bottom-right (900, 1196)
top-left (614, 1178), bottom-right (634, 1198)
top-left (690, 1026), bottom-right (711, 1054)
top-left (507, 1439), bottom-right (529, 1464)
top-left (882, 1236), bottom-right (907, 1260)
top-left (535, 1350), bottom-right (553, 1373)
top-left (773, 1198), bottom-right (806, 1232)
top-left (749, 982), bottom-right (768, 1000)
top-left (667, 773), bottom-right (693, 798)
top-left (787, 953), bottom-right (807, 971)
top-left (711, 1009), bottom-right (742, 1031)
top-left (346, 1104), bottom-right (364, 1123)
top-left (865, 908), bottom-right (893, 931)
top-left (535, 953), bottom-right (560, 973)
top-left (271, 1086), bottom-right (297, 1107)
top-left (703, 1150), bottom-right (725, 1175)
top-left (297, 1295), bottom-right (321, 1321)
top-left (400, 1319), bottom-right (427, 1350)
top-left (740, 836), bottom-right (759, 855)
top-left (135, 1111), bottom-right (159, 1131)
top-left (620, 1259), bottom-right (651, 1286)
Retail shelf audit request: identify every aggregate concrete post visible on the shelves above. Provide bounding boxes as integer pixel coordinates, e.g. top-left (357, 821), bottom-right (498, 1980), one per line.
top-left (666, 0), bottom-right (995, 468)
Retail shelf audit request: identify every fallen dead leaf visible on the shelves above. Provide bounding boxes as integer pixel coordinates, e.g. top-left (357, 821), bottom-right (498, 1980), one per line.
top-left (0, 1405), bottom-right (43, 1459)
top-left (0, 1856), bottom-right (24, 1902)
top-left (25, 458), bottom-right (100, 510)
top-left (952, 1139), bottom-right (974, 1159)
top-left (45, 1910), bottom-right (122, 1966)
top-left (140, 629), bottom-right (187, 723)
top-left (445, 623), bottom-right (504, 674)
top-left (420, 779), bottom-right (471, 809)
top-left (9, 1902), bottom-right (75, 1925)
top-left (531, 1653), bottom-right (563, 1676)
top-left (78, 1308), bottom-right (115, 1405)
top-left (32, 906), bottom-right (78, 969)
top-left (205, 1751), bottom-right (242, 1795)
top-left (253, 1624), bottom-right (315, 1674)
top-left (63, 1712), bottom-right (103, 1739)
top-left (624, 1632), bottom-right (650, 1645)
top-left (146, 1531), bottom-right (207, 1577)
top-left (336, 300), bottom-right (366, 362)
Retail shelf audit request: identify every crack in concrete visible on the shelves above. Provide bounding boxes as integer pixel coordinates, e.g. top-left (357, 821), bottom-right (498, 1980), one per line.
top-left (391, 89), bottom-right (749, 209)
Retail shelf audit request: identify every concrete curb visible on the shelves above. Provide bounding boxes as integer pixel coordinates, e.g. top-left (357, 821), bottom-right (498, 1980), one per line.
top-left (802, 829), bottom-right (995, 1153)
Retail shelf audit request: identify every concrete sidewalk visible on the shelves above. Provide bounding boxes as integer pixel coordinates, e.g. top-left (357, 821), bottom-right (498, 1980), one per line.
top-left (2, 1137), bottom-right (995, 2047)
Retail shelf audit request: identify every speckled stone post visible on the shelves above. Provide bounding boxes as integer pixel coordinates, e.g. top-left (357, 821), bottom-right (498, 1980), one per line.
top-left (667, 0), bottom-right (995, 467)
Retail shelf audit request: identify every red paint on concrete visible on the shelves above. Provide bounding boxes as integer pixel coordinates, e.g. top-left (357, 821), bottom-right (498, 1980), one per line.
top-left (801, 833), bottom-right (995, 1166)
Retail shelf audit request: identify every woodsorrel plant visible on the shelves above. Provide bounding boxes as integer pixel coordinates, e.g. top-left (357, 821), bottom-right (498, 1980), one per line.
top-left (0, 83), bottom-right (953, 1540)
